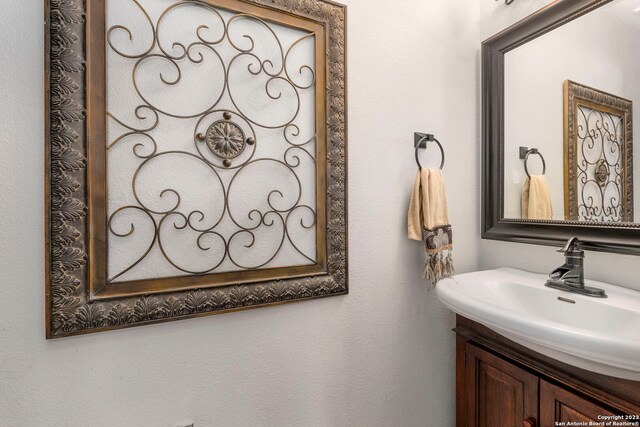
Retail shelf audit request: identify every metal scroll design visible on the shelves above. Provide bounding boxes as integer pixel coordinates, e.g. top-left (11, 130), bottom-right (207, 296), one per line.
top-left (106, 1), bottom-right (319, 282)
top-left (46, 0), bottom-right (347, 337)
top-left (575, 106), bottom-right (624, 222)
top-left (565, 81), bottom-right (633, 223)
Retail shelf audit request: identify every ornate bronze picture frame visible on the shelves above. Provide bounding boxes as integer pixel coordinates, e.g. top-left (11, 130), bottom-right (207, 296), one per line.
top-left (45, 0), bottom-right (347, 338)
top-left (564, 80), bottom-right (633, 222)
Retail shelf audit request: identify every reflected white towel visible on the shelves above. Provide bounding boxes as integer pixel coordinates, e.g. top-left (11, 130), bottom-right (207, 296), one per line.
top-left (522, 175), bottom-right (553, 220)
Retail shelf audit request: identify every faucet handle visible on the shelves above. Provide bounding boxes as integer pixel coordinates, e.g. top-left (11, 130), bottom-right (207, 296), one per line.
top-left (558, 237), bottom-right (580, 253)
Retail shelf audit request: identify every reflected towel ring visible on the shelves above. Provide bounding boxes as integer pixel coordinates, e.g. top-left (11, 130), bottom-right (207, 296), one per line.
top-left (520, 146), bottom-right (546, 178)
top-left (414, 133), bottom-right (445, 170)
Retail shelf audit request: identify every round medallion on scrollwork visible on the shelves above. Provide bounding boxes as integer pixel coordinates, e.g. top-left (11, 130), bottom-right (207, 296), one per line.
top-left (204, 120), bottom-right (246, 159)
top-left (595, 159), bottom-right (610, 187)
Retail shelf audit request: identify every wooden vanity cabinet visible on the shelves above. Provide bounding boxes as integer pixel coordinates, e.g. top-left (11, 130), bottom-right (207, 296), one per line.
top-left (539, 380), bottom-right (615, 425)
top-left (455, 316), bottom-right (640, 427)
top-left (464, 343), bottom-right (538, 426)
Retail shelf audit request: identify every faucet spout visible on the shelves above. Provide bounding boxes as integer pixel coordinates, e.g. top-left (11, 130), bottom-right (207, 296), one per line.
top-left (549, 264), bottom-right (582, 286)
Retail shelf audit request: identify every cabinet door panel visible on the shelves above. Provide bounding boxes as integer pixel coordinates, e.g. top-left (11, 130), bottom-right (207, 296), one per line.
top-left (466, 343), bottom-right (539, 427)
top-left (540, 380), bottom-right (616, 427)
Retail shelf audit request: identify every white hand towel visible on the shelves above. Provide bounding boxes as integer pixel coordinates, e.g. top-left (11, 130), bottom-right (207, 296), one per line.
top-left (522, 175), bottom-right (553, 220)
top-left (407, 168), bottom-right (454, 285)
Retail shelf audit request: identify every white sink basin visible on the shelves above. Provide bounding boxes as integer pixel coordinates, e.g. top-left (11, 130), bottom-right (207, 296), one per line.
top-left (436, 268), bottom-right (640, 380)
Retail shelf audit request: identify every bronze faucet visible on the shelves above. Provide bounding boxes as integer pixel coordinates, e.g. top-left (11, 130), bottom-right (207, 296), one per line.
top-left (545, 237), bottom-right (607, 298)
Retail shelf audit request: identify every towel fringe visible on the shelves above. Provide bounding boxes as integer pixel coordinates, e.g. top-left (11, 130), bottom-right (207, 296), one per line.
top-left (420, 225), bottom-right (454, 286)
top-left (423, 250), bottom-right (455, 287)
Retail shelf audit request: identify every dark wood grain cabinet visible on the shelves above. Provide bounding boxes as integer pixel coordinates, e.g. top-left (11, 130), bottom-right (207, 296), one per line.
top-left (465, 343), bottom-right (538, 427)
top-left (455, 316), bottom-right (640, 427)
top-left (539, 380), bottom-right (616, 425)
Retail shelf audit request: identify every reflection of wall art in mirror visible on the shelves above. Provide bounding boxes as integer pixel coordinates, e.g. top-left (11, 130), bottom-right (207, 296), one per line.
top-left (45, 0), bottom-right (347, 338)
top-left (564, 80), bottom-right (633, 223)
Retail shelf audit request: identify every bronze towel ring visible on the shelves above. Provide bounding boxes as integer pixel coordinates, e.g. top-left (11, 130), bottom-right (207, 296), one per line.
top-left (414, 133), bottom-right (445, 170)
top-left (520, 146), bottom-right (546, 178)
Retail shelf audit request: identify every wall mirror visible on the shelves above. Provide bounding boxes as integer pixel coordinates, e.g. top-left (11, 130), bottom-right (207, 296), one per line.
top-left (482, 0), bottom-right (640, 254)
top-left (45, 0), bottom-right (347, 338)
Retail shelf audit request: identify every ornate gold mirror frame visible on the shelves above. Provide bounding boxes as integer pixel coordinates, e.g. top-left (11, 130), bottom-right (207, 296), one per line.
top-left (45, 0), bottom-right (347, 338)
top-left (564, 80), bottom-right (633, 223)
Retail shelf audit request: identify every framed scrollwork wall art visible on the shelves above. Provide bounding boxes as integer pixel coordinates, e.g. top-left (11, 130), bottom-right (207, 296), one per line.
top-left (45, 0), bottom-right (347, 338)
top-left (564, 80), bottom-right (633, 223)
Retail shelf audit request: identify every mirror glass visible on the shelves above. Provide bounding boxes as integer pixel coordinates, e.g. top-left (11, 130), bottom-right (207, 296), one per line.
top-left (503, 0), bottom-right (640, 223)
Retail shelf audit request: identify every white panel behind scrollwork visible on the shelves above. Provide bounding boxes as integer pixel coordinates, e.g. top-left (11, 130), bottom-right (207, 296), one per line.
top-left (106, 0), bottom-right (318, 282)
